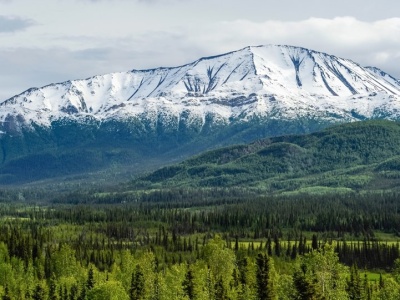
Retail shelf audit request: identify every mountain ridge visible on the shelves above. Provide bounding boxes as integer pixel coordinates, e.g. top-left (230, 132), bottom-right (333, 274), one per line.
top-left (134, 120), bottom-right (400, 194)
top-left (2, 44), bottom-right (400, 131)
top-left (1, 45), bottom-right (400, 184)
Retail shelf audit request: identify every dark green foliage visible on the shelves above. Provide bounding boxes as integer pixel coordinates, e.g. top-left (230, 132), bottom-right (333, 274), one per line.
top-left (32, 283), bottom-right (46, 300)
top-left (49, 278), bottom-right (58, 300)
top-left (293, 268), bottom-right (323, 300)
top-left (182, 269), bottom-right (195, 299)
top-left (86, 267), bottom-right (95, 290)
top-left (0, 115), bottom-right (334, 184)
top-left (2, 285), bottom-right (11, 300)
top-left (214, 277), bottom-right (228, 300)
top-left (130, 265), bottom-right (145, 300)
top-left (312, 234), bottom-right (318, 250)
top-left (0, 196), bottom-right (398, 299)
top-left (256, 253), bottom-right (277, 300)
top-left (347, 264), bottom-right (362, 300)
top-left (134, 120), bottom-right (400, 193)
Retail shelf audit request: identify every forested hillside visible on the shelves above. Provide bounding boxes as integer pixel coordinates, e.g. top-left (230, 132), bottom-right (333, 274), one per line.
top-left (2, 122), bottom-right (400, 299)
top-left (135, 120), bottom-right (400, 194)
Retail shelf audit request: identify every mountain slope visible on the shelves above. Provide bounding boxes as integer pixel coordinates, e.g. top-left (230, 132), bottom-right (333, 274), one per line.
top-left (2, 45), bottom-right (400, 130)
top-left (135, 120), bottom-right (400, 193)
top-left (1, 45), bottom-right (400, 184)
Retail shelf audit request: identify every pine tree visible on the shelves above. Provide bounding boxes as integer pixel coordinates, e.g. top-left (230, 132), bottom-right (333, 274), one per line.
top-left (86, 267), bottom-right (95, 290)
top-left (312, 234), bottom-right (318, 250)
top-left (347, 264), bottom-right (362, 300)
top-left (77, 285), bottom-right (86, 300)
top-left (32, 283), bottom-right (46, 300)
top-left (256, 253), bottom-right (277, 300)
top-left (293, 268), bottom-right (322, 300)
top-left (130, 265), bottom-right (145, 300)
top-left (273, 235), bottom-right (281, 257)
top-left (182, 269), bottom-right (195, 299)
top-left (363, 273), bottom-right (371, 300)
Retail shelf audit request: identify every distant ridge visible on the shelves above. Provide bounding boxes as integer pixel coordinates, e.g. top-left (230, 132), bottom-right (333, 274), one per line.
top-left (134, 120), bottom-right (400, 194)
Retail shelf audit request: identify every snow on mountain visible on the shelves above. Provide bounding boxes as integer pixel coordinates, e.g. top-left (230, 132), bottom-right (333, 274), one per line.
top-left (1, 45), bottom-right (400, 132)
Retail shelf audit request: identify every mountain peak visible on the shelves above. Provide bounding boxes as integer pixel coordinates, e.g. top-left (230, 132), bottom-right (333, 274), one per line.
top-left (2, 45), bottom-right (400, 184)
top-left (1, 45), bottom-right (400, 130)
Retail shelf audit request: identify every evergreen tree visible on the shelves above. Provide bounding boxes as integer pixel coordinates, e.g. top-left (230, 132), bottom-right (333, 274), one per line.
top-left (86, 267), bottom-right (95, 291)
top-left (256, 253), bottom-right (277, 300)
top-left (312, 234), bottom-right (318, 250)
top-left (274, 235), bottom-right (281, 257)
top-left (347, 264), bottom-right (362, 300)
top-left (77, 284), bottom-right (86, 300)
top-left (129, 265), bottom-right (145, 300)
top-left (182, 269), bottom-right (195, 299)
top-left (293, 268), bottom-right (322, 300)
top-left (32, 283), bottom-right (46, 300)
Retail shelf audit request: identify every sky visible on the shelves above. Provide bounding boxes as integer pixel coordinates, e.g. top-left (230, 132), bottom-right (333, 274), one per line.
top-left (1, 0), bottom-right (400, 101)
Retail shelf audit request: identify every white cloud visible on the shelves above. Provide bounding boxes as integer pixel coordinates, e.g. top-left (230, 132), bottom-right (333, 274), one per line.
top-left (1, 16), bottom-right (400, 101)
top-left (175, 17), bottom-right (400, 77)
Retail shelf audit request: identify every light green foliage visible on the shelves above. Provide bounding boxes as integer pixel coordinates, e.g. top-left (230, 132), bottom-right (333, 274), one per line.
top-left (277, 274), bottom-right (295, 300)
top-left (2, 196), bottom-right (400, 300)
top-left (9, 258), bottom-right (35, 299)
top-left (375, 277), bottom-right (400, 300)
top-left (202, 235), bottom-right (236, 297)
top-left (236, 258), bottom-right (257, 300)
top-left (53, 244), bottom-right (83, 279)
top-left (136, 251), bottom-right (156, 300)
top-left (0, 243), bottom-right (9, 263)
top-left (296, 244), bottom-right (349, 300)
top-left (158, 264), bottom-right (188, 300)
top-left (113, 250), bottom-right (137, 291)
top-left (392, 258), bottom-right (400, 283)
top-left (0, 263), bottom-right (13, 291)
top-left (87, 280), bottom-right (129, 300)
top-left (32, 281), bottom-right (47, 300)
top-left (190, 261), bottom-right (213, 300)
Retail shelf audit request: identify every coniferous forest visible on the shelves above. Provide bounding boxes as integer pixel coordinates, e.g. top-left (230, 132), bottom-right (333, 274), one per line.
top-left (1, 192), bottom-right (400, 299)
top-left (3, 121), bottom-right (400, 299)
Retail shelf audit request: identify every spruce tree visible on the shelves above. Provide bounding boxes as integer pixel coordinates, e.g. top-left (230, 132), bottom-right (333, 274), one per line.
top-left (347, 264), bottom-right (362, 300)
top-left (32, 283), bottom-right (46, 300)
top-left (256, 253), bottom-right (277, 300)
top-left (86, 267), bottom-right (95, 290)
top-left (182, 269), bottom-right (195, 299)
top-left (130, 265), bottom-right (145, 300)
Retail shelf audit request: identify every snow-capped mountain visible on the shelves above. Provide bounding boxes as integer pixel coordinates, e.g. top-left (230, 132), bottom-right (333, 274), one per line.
top-left (2, 44), bottom-right (400, 132)
top-left (1, 45), bottom-right (400, 183)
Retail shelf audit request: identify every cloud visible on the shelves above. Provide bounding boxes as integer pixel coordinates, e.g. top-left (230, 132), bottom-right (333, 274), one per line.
top-left (176, 17), bottom-right (400, 77)
top-left (0, 15), bottom-right (36, 33)
top-left (1, 16), bottom-right (400, 101)
top-left (0, 44), bottom-right (183, 101)
top-left (79, 0), bottom-right (163, 2)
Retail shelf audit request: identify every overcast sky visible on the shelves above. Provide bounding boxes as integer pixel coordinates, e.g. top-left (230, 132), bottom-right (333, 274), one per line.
top-left (1, 0), bottom-right (400, 101)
